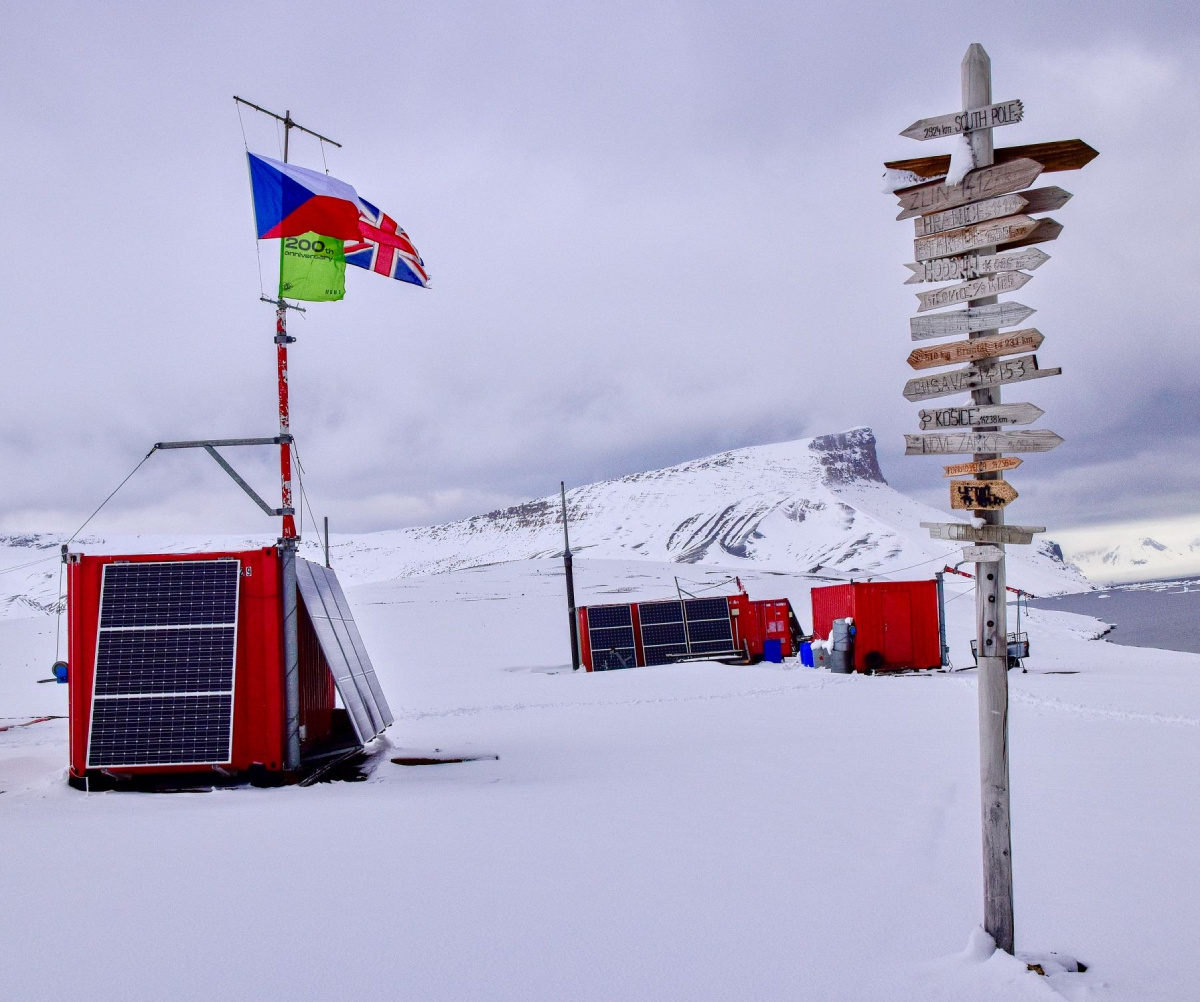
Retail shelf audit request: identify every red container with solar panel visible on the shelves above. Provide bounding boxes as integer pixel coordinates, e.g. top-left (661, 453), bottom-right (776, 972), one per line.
top-left (576, 588), bottom-right (805, 670)
top-left (65, 548), bottom-right (392, 788)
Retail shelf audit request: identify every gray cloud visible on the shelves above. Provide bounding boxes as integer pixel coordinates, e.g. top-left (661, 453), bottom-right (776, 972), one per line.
top-left (2, 3), bottom-right (1198, 538)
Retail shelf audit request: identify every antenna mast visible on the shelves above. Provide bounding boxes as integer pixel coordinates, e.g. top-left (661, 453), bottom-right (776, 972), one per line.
top-left (233, 96), bottom-right (343, 772)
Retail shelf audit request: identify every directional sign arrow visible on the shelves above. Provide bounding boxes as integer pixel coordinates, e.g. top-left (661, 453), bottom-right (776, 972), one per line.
top-left (904, 429), bottom-right (1064, 456)
top-left (921, 521), bottom-right (1045, 545)
top-left (1019, 186), bottom-right (1073, 215)
top-left (915, 270), bottom-right (1033, 312)
top-left (908, 329), bottom-right (1044, 369)
top-left (885, 138), bottom-right (1099, 181)
top-left (905, 248), bottom-right (1050, 284)
top-left (913, 193), bottom-right (1029, 237)
top-left (900, 99), bottom-right (1024, 141)
top-left (896, 158), bottom-right (1043, 220)
top-left (1001, 217), bottom-right (1064, 252)
top-left (962, 545), bottom-right (1004, 563)
top-left (914, 214), bottom-right (1041, 261)
top-left (919, 402), bottom-right (1044, 431)
top-left (950, 478), bottom-right (1020, 510)
top-left (943, 456), bottom-right (1023, 478)
top-left (903, 354), bottom-right (1059, 401)
top-left (910, 302), bottom-right (1035, 340)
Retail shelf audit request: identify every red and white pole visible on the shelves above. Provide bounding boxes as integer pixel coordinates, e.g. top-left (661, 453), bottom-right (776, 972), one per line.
top-left (275, 302), bottom-right (297, 539)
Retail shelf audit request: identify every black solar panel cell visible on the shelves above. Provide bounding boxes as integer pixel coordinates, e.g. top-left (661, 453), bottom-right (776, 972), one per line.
top-left (638, 601), bottom-right (684, 625)
top-left (589, 626), bottom-right (636, 650)
top-left (99, 560), bottom-right (239, 628)
top-left (641, 622), bottom-right (686, 647)
top-left (643, 644), bottom-right (688, 666)
top-left (94, 627), bottom-right (235, 696)
top-left (88, 694), bottom-right (234, 767)
top-left (586, 605), bottom-right (633, 629)
top-left (592, 649), bottom-right (635, 671)
top-left (686, 618), bottom-right (735, 644)
top-left (685, 597), bottom-right (729, 622)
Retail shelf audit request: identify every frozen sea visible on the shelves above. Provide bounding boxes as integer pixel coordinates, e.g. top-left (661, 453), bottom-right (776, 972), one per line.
top-left (1029, 578), bottom-right (1200, 654)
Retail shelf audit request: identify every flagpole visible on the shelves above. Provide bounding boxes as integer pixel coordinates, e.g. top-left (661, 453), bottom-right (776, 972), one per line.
top-left (235, 96), bottom-right (341, 774)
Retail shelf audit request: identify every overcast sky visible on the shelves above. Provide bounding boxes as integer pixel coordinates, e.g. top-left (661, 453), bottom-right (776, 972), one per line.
top-left (2, 2), bottom-right (1198, 541)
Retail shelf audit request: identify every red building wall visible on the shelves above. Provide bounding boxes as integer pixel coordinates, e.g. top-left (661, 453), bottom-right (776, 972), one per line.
top-left (810, 581), bottom-right (941, 672)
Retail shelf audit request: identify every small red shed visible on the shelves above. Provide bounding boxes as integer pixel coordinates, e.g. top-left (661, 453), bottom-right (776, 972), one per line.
top-left (577, 592), bottom-right (803, 671)
top-left (810, 580), bottom-right (943, 672)
top-left (65, 548), bottom-right (392, 787)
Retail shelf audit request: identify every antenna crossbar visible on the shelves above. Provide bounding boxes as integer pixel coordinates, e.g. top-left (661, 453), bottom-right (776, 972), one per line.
top-left (233, 96), bottom-right (342, 149)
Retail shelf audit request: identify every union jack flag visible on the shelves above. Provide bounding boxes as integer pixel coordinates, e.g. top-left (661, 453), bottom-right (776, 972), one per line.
top-left (344, 198), bottom-right (430, 288)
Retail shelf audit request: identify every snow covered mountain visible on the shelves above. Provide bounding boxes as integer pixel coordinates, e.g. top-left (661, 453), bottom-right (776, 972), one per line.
top-left (0, 427), bottom-right (1087, 619)
top-left (1066, 536), bottom-right (1200, 584)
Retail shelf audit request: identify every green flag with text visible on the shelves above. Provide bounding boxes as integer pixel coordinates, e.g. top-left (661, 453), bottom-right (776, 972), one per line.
top-left (279, 233), bottom-right (345, 302)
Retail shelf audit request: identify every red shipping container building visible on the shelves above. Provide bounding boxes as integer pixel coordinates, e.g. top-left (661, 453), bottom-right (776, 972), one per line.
top-left (810, 581), bottom-right (943, 673)
top-left (65, 548), bottom-right (392, 787)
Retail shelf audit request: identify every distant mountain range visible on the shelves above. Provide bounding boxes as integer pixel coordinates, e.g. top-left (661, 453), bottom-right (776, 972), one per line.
top-left (1066, 535), bottom-right (1200, 584)
top-left (0, 427), bottom-right (1089, 619)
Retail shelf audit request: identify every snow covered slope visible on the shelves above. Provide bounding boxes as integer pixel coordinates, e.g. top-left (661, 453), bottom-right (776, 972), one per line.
top-left (0, 427), bottom-right (1088, 619)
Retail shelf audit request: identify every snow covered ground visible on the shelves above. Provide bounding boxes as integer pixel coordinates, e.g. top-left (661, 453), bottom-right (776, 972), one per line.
top-left (2, 555), bottom-right (1197, 1001)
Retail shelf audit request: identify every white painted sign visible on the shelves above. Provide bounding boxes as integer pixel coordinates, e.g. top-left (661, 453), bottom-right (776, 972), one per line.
top-left (904, 429), bottom-right (1064, 455)
top-left (900, 99), bottom-right (1024, 141)
top-left (921, 521), bottom-right (1045, 545)
top-left (962, 545), bottom-right (1004, 563)
top-left (896, 158), bottom-right (1043, 220)
top-left (905, 248), bottom-right (1049, 284)
top-left (912, 193), bottom-right (1029, 237)
top-left (918, 402), bottom-right (1044, 430)
top-left (914, 214), bottom-right (1042, 261)
top-left (903, 354), bottom-right (1059, 402)
top-left (909, 302), bottom-right (1035, 340)
top-left (915, 270), bottom-right (1032, 312)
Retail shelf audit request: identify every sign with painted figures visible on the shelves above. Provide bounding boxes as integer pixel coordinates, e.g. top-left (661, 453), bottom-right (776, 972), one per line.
top-left (919, 402), bottom-right (1043, 431)
top-left (904, 429), bottom-right (1064, 456)
top-left (942, 456), bottom-right (1023, 478)
top-left (949, 478), bottom-right (1019, 510)
top-left (915, 270), bottom-right (1033, 312)
top-left (900, 99), bottom-right (1024, 141)
top-left (910, 302), bottom-right (1035, 340)
top-left (896, 158), bottom-right (1043, 220)
top-left (907, 329), bottom-right (1043, 369)
top-left (903, 354), bottom-right (1059, 401)
top-left (905, 248), bottom-right (1049, 284)
top-left (920, 521), bottom-right (1045, 545)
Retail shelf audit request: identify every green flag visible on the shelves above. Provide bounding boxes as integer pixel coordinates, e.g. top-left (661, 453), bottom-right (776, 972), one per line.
top-left (279, 232), bottom-right (346, 302)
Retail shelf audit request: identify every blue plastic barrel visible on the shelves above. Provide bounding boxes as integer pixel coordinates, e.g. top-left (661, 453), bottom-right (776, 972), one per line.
top-left (763, 639), bottom-right (783, 664)
top-left (800, 641), bottom-right (814, 667)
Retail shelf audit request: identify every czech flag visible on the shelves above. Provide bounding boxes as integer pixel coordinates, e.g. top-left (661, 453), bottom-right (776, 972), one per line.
top-left (247, 152), bottom-right (363, 240)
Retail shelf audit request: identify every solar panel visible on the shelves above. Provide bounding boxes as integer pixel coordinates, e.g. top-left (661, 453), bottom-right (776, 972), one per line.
top-left (87, 560), bottom-right (240, 769)
top-left (585, 604), bottom-right (637, 670)
top-left (296, 558), bottom-right (393, 744)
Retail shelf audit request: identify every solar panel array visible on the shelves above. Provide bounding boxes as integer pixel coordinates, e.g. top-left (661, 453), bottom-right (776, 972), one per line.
top-left (683, 597), bottom-right (736, 655)
top-left (586, 603), bottom-right (637, 671)
top-left (296, 558), bottom-right (393, 743)
top-left (639, 601), bottom-right (688, 665)
top-left (87, 560), bottom-right (240, 768)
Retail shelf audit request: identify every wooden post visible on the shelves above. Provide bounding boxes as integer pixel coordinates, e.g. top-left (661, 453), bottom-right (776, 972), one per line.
top-left (963, 42), bottom-right (1015, 955)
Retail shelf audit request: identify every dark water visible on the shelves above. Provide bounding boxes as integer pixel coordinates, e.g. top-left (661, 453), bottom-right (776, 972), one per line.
top-left (1029, 579), bottom-right (1200, 654)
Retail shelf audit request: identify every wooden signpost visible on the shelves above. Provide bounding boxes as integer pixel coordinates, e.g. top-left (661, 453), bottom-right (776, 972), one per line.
top-left (905, 248), bottom-right (1049, 284)
top-left (904, 428), bottom-right (1064, 455)
top-left (908, 329), bottom-right (1043, 369)
top-left (919, 402), bottom-right (1043, 430)
top-left (895, 157), bottom-right (1042, 219)
top-left (910, 302), bottom-right (1034, 340)
top-left (892, 45), bottom-right (1093, 956)
top-left (950, 478), bottom-right (1019, 510)
top-left (943, 456), bottom-right (1022, 477)
top-left (915, 270), bottom-right (1032, 312)
top-left (903, 354), bottom-right (1059, 401)
top-left (900, 99), bottom-right (1023, 141)
top-left (920, 520), bottom-right (1045, 545)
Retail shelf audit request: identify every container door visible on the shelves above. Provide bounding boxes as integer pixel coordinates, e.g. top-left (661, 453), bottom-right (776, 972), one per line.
top-left (882, 591), bottom-right (913, 665)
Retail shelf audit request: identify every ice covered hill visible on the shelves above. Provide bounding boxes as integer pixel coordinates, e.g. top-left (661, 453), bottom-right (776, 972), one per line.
top-left (0, 428), bottom-right (1087, 619)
